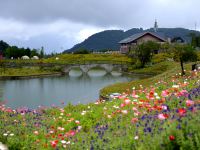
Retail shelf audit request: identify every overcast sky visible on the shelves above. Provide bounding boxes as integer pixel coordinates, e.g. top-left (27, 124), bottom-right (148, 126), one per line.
top-left (0, 0), bottom-right (199, 53)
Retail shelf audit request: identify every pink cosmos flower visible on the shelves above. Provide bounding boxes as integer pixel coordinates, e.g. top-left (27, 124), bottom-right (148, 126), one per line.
top-left (69, 130), bottom-right (76, 136)
top-left (120, 103), bottom-right (126, 107)
top-left (186, 100), bottom-right (194, 107)
top-left (132, 107), bottom-right (138, 112)
top-left (161, 105), bottom-right (168, 110)
top-left (124, 98), bottom-right (131, 105)
top-left (177, 90), bottom-right (189, 97)
top-left (161, 90), bottom-right (170, 97)
top-left (131, 118), bottom-right (138, 123)
top-left (158, 114), bottom-right (169, 120)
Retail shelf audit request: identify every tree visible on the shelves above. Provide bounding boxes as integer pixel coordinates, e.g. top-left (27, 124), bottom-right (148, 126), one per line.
top-left (40, 47), bottom-right (44, 58)
top-left (133, 41), bottom-right (160, 68)
top-left (25, 48), bottom-right (31, 57)
top-left (172, 44), bottom-right (197, 75)
top-left (190, 33), bottom-right (200, 48)
top-left (74, 49), bottom-right (90, 54)
top-left (0, 40), bottom-right (10, 56)
top-left (5, 46), bottom-right (19, 58)
top-left (30, 49), bottom-right (39, 57)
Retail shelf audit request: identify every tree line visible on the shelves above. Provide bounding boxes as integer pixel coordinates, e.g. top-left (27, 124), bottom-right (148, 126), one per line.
top-left (0, 40), bottom-right (44, 59)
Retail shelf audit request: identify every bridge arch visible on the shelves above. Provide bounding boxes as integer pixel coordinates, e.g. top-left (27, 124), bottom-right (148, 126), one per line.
top-left (62, 64), bottom-right (126, 74)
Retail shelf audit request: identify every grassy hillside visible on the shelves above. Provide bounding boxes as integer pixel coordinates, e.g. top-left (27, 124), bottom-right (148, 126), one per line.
top-left (100, 61), bottom-right (193, 97)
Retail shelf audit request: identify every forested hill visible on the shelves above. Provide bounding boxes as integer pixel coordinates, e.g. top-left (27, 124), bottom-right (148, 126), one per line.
top-left (64, 28), bottom-right (200, 53)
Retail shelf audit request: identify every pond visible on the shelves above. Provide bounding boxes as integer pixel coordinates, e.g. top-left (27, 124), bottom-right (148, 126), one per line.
top-left (0, 69), bottom-right (148, 109)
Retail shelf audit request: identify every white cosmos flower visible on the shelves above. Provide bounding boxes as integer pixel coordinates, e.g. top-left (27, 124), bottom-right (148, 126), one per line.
top-left (172, 85), bottom-right (179, 88)
top-left (156, 96), bottom-right (160, 99)
top-left (61, 140), bottom-right (67, 144)
top-left (154, 93), bottom-right (158, 96)
top-left (134, 136), bottom-right (139, 140)
top-left (66, 141), bottom-right (71, 144)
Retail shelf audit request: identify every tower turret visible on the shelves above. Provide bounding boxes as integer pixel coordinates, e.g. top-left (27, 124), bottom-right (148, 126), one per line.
top-left (154, 19), bottom-right (158, 32)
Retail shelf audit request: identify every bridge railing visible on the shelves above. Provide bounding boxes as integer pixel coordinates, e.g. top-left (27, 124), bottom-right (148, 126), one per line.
top-left (2, 60), bottom-right (131, 68)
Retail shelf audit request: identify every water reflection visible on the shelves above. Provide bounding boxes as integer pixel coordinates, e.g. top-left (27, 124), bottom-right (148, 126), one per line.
top-left (0, 69), bottom-right (147, 109)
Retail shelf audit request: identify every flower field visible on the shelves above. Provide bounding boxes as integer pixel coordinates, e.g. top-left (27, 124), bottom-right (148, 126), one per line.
top-left (0, 69), bottom-right (200, 149)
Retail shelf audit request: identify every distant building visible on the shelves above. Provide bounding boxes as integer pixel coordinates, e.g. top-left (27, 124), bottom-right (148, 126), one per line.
top-left (32, 56), bottom-right (39, 60)
top-left (21, 55), bottom-right (30, 60)
top-left (119, 32), bottom-right (167, 54)
top-left (171, 37), bottom-right (186, 44)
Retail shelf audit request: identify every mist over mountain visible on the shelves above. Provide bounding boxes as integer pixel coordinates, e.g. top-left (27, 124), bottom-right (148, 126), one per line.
top-left (64, 28), bottom-right (200, 53)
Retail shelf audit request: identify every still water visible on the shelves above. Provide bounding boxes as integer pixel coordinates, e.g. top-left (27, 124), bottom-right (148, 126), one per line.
top-left (0, 69), bottom-right (147, 109)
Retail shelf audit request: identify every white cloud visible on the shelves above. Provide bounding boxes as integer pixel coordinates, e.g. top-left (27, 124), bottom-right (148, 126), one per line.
top-left (0, 18), bottom-right (117, 53)
top-left (0, 0), bottom-right (200, 53)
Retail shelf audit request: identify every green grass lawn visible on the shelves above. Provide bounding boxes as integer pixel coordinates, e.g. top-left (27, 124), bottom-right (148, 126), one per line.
top-left (0, 67), bottom-right (59, 77)
top-left (2, 54), bottom-right (132, 65)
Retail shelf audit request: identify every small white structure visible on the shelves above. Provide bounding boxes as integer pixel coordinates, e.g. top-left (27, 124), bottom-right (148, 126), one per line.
top-left (0, 142), bottom-right (8, 150)
top-left (21, 55), bottom-right (30, 60)
top-left (32, 56), bottom-right (39, 60)
top-left (55, 57), bottom-right (59, 60)
top-left (109, 93), bottom-right (121, 100)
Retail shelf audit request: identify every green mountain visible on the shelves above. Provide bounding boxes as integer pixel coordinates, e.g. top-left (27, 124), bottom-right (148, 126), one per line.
top-left (64, 28), bottom-right (200, 53)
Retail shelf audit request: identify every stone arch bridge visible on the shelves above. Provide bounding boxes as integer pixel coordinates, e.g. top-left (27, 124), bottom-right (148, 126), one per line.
top-left (62, 63), bottom-right (128, 74)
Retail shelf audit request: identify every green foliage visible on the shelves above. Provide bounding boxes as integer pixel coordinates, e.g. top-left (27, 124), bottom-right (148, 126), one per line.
top-left (0, 60), bottom-right (6, 74)
top-left (44, 54), bottom-right (132, 64)
top-left (50, 66), bottom-right (62, 72)
top-left (40, 47), bottom-right (44, 58)
top-left (0, 67), bottom-right (59, 77)
top-left (172, 44), bottom-right (198, 75)
top-left (197, 52), bottom-right (200, 61)
top-left (0, 40), bottom-right (9, 56)
top-left (133, 41), bottom-right (160, 68)
top-left (30, 49), bottom-right (39, 57)
top-left (5, 46), bottom-right (39, 59)
top-left (191, 33), bottom-right (200, 47)
top-left (74, 49), bottom-right (90, 54)
top-left (152, 53), bottom-right (173, 64)
top-left (172, 44), bottom-right (197, 62)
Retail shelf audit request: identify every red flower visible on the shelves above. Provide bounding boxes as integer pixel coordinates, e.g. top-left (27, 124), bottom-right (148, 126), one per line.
top-left (50, 140), bottom-right (58, 148)
top-left (178, 108), bottom-right (187, 116)
top-left (169, 135), bottom-right (175, 141)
